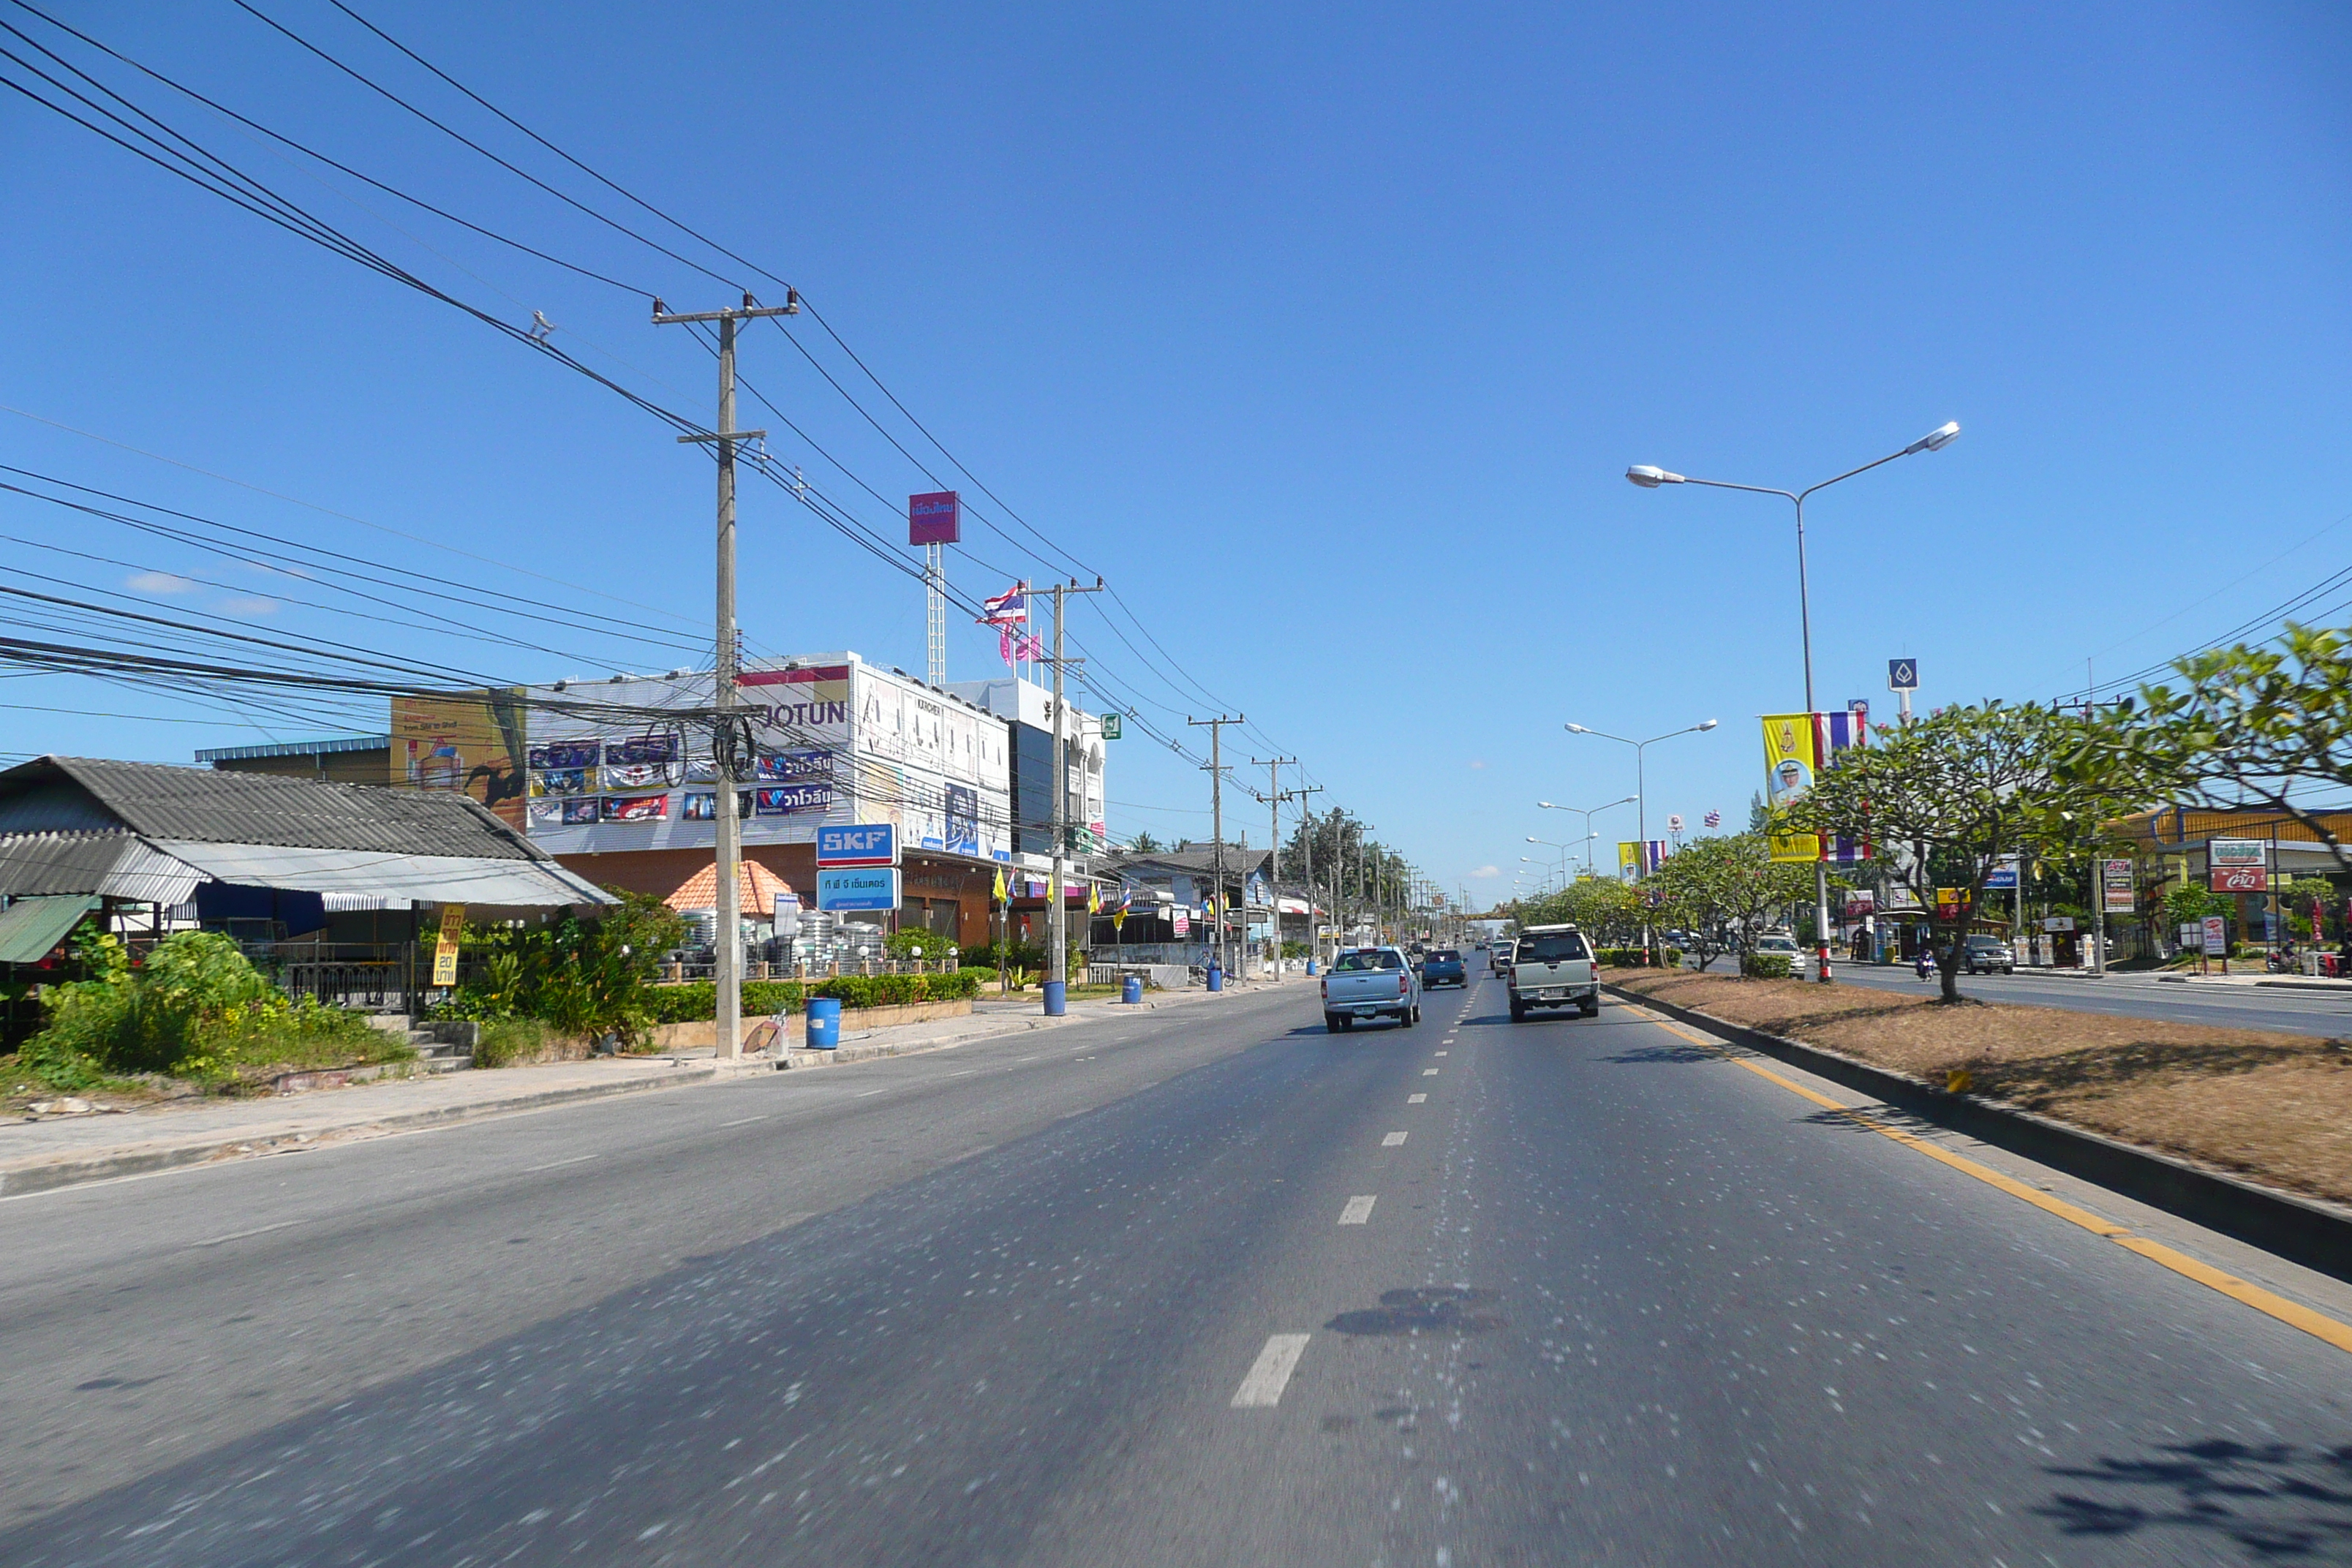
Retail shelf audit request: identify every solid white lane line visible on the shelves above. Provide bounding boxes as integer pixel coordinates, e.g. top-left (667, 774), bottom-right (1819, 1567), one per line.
top-left (719, 1115), bottom-right (769, 1128)
top-left (1423, 1068), bottom-right (1440, 1077)
top-left (1409, 1093), bottom-right (1428, 1104)
top-left (1339, 1195), bottom-right (1377, 1225)
top-left (1382, 1131), bottom-right (1408, 1147)
top-left (1231, 1334), bottom-right (1312, 1407)
top-left (524, 1153), bottom-right (597, 1173)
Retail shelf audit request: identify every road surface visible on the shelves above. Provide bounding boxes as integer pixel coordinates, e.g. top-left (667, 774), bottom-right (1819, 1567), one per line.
top-left (3, 976), bottom-right (2349, 1564)
top-left (1828, 961), bottom-right (2352, 1036)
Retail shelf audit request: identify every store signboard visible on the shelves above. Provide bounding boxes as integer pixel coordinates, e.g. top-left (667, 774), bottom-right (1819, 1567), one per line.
top-left (2212, 864), bottom-right (2269, 894)
top-left (2102, 859), bottom-right (2135, 914)
top-left (818, 823), bottom-right (897, 867)
top-left (816, 867), bottom-right (900, 911)
top-left (2201, 913), bottom-right (2229, 955)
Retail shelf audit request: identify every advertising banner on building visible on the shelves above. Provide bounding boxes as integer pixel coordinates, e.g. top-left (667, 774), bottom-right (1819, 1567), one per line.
top-left (755, 783), bottom-right (834, 815)
top-left (682, 791), bottom-right (751, 821)
top-left (600, 794), bottom-right (669, 823)
top-left (393, 688), bottom-right (527, 827)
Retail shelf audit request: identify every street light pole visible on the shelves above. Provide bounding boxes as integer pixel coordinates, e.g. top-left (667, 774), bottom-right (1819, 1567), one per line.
top-left (1563, 723), bottom-right (1717, 960)
top-left (1539, 796), bottom-right (1637, 875)
top-left (1627, 421), bottom-right (1959, 980)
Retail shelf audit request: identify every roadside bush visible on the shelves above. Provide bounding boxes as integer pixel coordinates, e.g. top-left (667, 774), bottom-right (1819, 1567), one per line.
top-left (28, 929), bottom-right (386, 1085)
top-left (434, 892), bottom-right (686, 1044)
top-left (641, 969), bottom-right (985, 1025)
top-left (472, 1018), bottom-right (549, 1069)
top-left (966, 941), bottom-right (1046, 971)
top-left (1741, 953), bottom-right (1795, 979)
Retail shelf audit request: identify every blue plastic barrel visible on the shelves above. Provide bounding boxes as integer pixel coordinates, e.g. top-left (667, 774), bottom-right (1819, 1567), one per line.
top-left (1121, 973), bottom-right (1143, 1005)
top-left (1043, 979), bottom-right (1068, 1016)
top-left (804, 997), bottom-right (843, 1049)
top-left (1205, 963), bottom-right (1224, 992)
top-left (1305, 957), bottom-right (1318, 976)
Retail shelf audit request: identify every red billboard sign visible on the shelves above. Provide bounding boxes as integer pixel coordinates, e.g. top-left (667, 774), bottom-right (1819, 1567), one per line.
top-left (909, 490), bottom-right (961, 545)
top-left (2210, 865), bottom-right (2269, 894)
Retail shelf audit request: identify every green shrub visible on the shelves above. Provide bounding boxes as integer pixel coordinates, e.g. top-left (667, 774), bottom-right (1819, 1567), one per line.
top-left (434, 892), bottom-right (686, 1044)
top-left (1741, 953), bottom-right (1794, 979)
top-left (29, 930), bottom-right (385, 1083)
top-left (471, 1018), bottom-right (549, 1069)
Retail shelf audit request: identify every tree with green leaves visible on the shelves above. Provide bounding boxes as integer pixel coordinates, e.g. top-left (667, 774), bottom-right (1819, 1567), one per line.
top-left (1643, 833), bottom-right (1816, 973)
top-left (1125, 830), bottom-right (1164, 854)
top-left (1779, 702), bottom-right (2144, 1001)
top-left (2081, 623), bottom-right (2352, 874)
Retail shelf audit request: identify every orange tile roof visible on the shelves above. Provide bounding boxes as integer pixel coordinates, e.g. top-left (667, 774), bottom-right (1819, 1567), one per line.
top-left (664, 859), bottom-right (799, 912)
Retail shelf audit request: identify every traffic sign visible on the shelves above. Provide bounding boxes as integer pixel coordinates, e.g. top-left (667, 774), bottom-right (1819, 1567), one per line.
top-left (1101, 712), bottom-right (1123, 740)
top-left (1888, 658), bottom-right (1919, 692)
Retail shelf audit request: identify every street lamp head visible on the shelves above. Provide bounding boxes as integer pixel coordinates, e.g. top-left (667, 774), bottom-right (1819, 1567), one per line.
top-left (1564, 723), bottom-right (1588, 734)
top-left (1904, 421), bottom-right (1961, 456)
top-left (1626, 465), bottom-right (1685, 489)
top-left (1537, 800), bottom-right (1554, 809)
top-left (1698, 718), bottom-right (1719, 731)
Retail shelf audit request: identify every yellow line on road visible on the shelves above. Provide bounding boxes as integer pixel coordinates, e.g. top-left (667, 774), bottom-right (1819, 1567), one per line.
top-left (1620, 1002), bottom-right (2352, 1357)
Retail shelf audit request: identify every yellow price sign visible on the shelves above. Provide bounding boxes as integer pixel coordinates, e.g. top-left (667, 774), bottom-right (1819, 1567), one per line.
top-left (431, 902), bottom-right (466, 987)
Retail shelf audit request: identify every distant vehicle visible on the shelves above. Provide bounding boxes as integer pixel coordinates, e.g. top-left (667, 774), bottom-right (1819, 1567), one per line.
top-left (1508, 924), bottom-right (1600, 1021)
top-left (1962, 935), bottom-right (2016, 975)
top-left (1492, 940), bottom-right (1515, 976)
top-left (1420, 949), bottom-right (1466, 988)
top-left (1321, 946), bottom-right (1422, 1031)
top-left (1753, 932), bottom-right (1803, 958)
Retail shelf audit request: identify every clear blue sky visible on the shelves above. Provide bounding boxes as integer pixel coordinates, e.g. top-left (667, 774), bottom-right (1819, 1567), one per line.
top-left (3, 0), bottom-right (2348, 897)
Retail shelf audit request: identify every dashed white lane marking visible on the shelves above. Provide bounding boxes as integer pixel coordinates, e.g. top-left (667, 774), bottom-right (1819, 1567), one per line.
top-left (1422, 1068), bottom-right (1440, 1077)
top-left (949, 1069), bottom-right (977, 1077)
top-left (1382, 1131), bottom-right (1408, 1147)
top-left (1408, 1093), bottom-right (1428, 1104)
top-left (1231, 1334), bottom-right (1312, 1407)
top-left (1339, 1195), bottom-right (1377, 1225)
top-left (855, 1088), bottom-right (889, 1097)
top-left (719, 1115), bottom-right (769, 1128)
top-left (190, 1220), bottom-right (299, 1248)
top-left (524, 1153), bottom-right (597, 1173)
top-left (1434, 1050), bottom-right (1447, 1056)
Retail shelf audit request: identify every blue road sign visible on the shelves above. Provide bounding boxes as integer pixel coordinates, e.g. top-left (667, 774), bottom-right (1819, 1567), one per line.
top-left (817, 823), bottom-right (897, 867)
top-left (1888, 657), bottom-right (1919, 692)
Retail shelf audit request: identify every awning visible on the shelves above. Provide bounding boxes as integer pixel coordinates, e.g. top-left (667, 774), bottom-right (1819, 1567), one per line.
top-left (144, 841), bottom-right (613, 908)
top-left (0, 894), bottom-right (99, 964)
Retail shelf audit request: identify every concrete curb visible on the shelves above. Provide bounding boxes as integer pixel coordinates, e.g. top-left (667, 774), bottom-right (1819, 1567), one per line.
top-left (1607, 981), bottom-right (2352, 1286)
top-left (0, 1066), bottom-right (723, 1200)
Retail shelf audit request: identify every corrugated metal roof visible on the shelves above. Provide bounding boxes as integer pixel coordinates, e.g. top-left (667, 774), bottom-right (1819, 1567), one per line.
top-left (146, 840), bottom-right (612, 908)
top-left (0, 894), bottom-right (97, 964)
top-left (0, 756), bottom-right (537, 859)
top-left (194, 735), bottom-right (391, 763)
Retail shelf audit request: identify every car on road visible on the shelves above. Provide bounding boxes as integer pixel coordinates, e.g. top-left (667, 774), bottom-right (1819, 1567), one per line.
top-left (1322, 945), bottom-right (1422, 1031)
top-left (1963, 934), bottom-right (2016, 975)
top-left (1420, 948), bottom-right (1466, 988)
top-left (1508, 924), bottom-right (1600, 1021)
top-left (1753, 932), bottom-right (1802, 959)
top-left (1492, 939), bottom-right (1515, 976)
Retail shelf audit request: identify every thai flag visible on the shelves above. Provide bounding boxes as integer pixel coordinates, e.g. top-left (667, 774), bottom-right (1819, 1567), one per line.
top-left (1814, 709), bottom-right (1870, 862)
top-left (980, 585), bottom-right (1028, 627)
top-left (1703, 810), bottom-right (1721, 829)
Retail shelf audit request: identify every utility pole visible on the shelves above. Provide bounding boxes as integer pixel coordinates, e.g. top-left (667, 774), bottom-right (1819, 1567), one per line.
top-left (1044, 578), bottom-right (1105, 1014)
top-left (1286, 783), bottom-right (1325, 969)
top-left (1254, 758), bottom-right (1294, 977)
top-left (1189, 715), bottom-right (1243, 979)
top-left (653, 290), bottom-right (796, 1060)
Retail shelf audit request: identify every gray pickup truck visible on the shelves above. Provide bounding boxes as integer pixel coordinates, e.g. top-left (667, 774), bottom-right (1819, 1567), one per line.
top-left (1507, 924), bottom-right (1600, 1021)
top-left (1321, 946), bottom-right (1422, 1031)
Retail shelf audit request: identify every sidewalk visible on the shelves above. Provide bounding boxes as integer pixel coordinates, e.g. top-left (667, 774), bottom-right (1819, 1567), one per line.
top-left (0, 980), bottom-right (1263, 1199)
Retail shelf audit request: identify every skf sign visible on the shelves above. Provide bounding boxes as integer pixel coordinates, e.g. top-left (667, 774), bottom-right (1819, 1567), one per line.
top-left (818, 823), bottom-right (898, 867)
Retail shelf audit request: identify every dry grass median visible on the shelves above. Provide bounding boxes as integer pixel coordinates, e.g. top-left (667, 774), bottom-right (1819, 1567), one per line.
top-left (1606, 968), bottom-right (2352, 1207)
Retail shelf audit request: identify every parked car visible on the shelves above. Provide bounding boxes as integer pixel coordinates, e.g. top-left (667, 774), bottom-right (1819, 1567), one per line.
top-left (1963, 935), bottom-right (2016, 975)
top-left (1322, 946), bottom-right (1421, 1031)
top-left (1508, 924), bottom-right (1600, 1021)
top-left (1420, 948), bottom-right (1466, 988)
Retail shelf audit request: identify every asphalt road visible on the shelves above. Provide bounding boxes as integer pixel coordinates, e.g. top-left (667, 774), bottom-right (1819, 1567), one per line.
top-left (1827, 961), bottom-right (2352, 1036)
top-left (4, 975), bottom-right (2352, 1564)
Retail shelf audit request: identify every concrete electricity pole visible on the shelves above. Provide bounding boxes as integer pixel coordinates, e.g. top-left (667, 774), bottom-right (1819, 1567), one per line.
top-left (1189, 715), bottom-right (1243, 979)
top-left (1044, 578), bottom-right (1104, 1014)
top-left (653, 290), bottom-right (796, 1060)
top-left (1254, 757), bottom-right (1294, 976)
top-left (1286, 783), bottom-right (1325, 968)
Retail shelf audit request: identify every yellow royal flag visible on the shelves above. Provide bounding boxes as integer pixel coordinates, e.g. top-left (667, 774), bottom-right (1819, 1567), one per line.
top-left (1087, 883), bottom-right (1101, 915)
top-left (1616, 840), bottom-right (1644, 881)
top-left (1760, 713), bottom-right (1821, 863)
top-left (991, 868), bottom-right (1008, 903)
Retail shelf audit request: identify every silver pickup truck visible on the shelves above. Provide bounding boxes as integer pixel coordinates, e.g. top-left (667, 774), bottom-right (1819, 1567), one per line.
top-left (1507, 924), bottom-right (1600, 1021)
top-left (1321, 946), bottom-right (1422, 1031)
